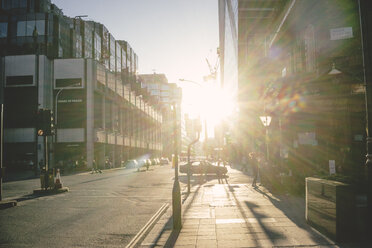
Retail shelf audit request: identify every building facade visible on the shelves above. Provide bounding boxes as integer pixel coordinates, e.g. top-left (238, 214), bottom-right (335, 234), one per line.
top-left (219, 0), bottom-right (366, 187)
top-left (0, 0), bottom-right (163, 171)
top-left (139, 74), bottom-right (182, 159)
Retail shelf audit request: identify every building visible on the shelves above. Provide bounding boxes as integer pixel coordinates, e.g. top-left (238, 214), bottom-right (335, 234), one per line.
top-left (139, 74), bottom-right (182, 158)
top-left (219, 0), bottom-right (366, 187)
top-left (0, 0), bottom-right (163, 172)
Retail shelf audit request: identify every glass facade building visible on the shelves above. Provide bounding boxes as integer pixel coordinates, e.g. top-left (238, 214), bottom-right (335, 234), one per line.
top-left (219, 0), bottom-right (238, 100)
top-left (0, 0), bottom-right (165, 172)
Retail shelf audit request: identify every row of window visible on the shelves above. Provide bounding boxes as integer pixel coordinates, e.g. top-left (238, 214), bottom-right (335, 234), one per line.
top-left (16, 19), bottom-right (45, 36)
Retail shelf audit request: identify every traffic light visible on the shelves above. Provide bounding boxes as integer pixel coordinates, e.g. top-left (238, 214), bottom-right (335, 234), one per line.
top-left (44, 109), bottom-right (55, 136)
top-left (36, 109), bottom-right (55, 136)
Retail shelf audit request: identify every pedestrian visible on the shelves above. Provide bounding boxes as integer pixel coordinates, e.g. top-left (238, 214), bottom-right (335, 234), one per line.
top-left (242, 156), bottom-right (247, 172)
top-left (38, 159), bottom-right (44, 174)
top-left (250, 152), bottom-right (259, 187)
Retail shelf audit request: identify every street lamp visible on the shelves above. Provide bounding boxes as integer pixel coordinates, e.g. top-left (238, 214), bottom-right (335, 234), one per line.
top-left (260, 115), bottom-right (272, 162)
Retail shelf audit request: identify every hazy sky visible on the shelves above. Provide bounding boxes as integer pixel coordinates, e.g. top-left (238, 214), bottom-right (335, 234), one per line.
top-left (51, 0), bottom-right (219, 84)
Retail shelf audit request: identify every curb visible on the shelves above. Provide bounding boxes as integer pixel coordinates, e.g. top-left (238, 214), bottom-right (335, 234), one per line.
top-left (139, 186), bottom-right (194, 247)
top-left (126, 203), bottom-right (169, 248)
top-left (33, 187), bottom-right (69, 195)
top-left (0, 200), bottom-right (17, 210)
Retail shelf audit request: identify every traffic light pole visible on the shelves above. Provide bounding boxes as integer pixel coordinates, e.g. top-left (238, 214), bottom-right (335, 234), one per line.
top-left (44, 135), bottom-right (48, 189)
top-left (0, 104), bottom-right (3, 201)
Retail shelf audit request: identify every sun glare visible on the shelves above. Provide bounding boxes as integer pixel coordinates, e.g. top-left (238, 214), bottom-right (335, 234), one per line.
top-left (181, 81), bottom-right (235, 137)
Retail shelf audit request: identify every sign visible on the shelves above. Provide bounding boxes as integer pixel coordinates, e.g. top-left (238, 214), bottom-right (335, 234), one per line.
top-left (330, 27), bottom-right (353, 40)
top-left (298, 132), bottom-right (316, 145)
top-left (58, 99), bottom-right (83, 103)
top-left (329, 160), bottom-right (336, 175)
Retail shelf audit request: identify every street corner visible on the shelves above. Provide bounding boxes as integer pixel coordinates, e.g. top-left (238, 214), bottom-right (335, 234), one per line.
top-left (0, 200), bottom-right (17, 210)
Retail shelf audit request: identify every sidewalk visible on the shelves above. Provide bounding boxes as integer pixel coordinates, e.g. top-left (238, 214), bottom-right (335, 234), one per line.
top-left (141, 168), bottom-right (364, 248)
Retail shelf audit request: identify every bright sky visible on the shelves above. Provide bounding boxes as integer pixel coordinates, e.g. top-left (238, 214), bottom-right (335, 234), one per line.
top-left (51, 0), bottom-right (219, 85)
top-left (52, 0), bottom-right (229, 137)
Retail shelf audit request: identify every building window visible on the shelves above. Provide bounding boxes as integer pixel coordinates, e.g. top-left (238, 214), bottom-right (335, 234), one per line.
top-left (304, 25), bottom-right (316, 72)
top-left (84, 23), bottom-right (93, 59)
top-left (55, 78), bottom-right (82, 88)
top-left (6, 75), bottom-right (33, 86)
top-left (97, 65), bottom-right (105, 85)
top-left (17, 20), bottom-right (45, 37)
top-left (94, 33), bottom-right (101, 61)
top-left (2, 0), bottom-right (27, 9)
top-left (75, 33), bottom-right (82, 58)
top-left (0, 23), bottom-right (7, 38)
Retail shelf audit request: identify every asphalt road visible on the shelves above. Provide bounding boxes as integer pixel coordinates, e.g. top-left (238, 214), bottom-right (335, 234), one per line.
top-left (0, 165), bottom-right (175, 248)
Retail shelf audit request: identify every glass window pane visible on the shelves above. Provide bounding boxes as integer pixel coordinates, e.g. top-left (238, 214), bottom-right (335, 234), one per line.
top-left (0, 23), bottom-right (8, 38)
top-left (26, 20), bottom-right (35, 36)
top-left (12, 0), bottom-right (20, 9)
top-left (35, 20), bottom-right (45, 35)
top-left (20, 0), bottom-right (27, 8)
top-left (94, 33), bottom-right (101, 61)
top-left (17, 21), bottom-right (26, 36)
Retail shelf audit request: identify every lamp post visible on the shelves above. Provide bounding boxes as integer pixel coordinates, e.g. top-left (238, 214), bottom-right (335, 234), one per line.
top-left (172, 102), bottom-right (182, 230)
top-left (259, 115), bottom-right (272, 162)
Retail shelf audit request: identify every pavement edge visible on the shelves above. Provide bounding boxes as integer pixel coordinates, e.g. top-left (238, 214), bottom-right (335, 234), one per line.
top-left (126, 202), bottom-right (169, 248)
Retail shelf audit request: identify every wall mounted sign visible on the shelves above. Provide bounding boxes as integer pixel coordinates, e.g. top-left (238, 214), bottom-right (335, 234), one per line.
top-left (330, 27), bottom-right (353, 40)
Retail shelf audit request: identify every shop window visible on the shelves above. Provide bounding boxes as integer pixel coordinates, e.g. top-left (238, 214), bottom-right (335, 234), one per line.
top-left (6, 75), bottom-right (33, 86)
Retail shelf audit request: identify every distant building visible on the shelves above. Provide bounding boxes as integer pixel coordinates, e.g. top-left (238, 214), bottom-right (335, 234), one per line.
top-left (0, 0), bottom-right (163, 172)
top-left (139, 74), bottom-right (182, 158)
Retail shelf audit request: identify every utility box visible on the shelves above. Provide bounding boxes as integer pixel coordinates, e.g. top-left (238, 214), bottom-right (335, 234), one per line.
top-left (306, 177), bottom-right (356, 242)
top-left (40, 170), bottom-right (55, 189)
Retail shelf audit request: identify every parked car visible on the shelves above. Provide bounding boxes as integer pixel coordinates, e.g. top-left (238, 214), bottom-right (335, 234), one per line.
top-left (179, 160), bottom-right (227, 176)
top-left (160, 157), bottom-right (169, 165)
top-left (150, 158), bottom-right (158, 165)
top-left (124, 160), bottom-right (138, 169)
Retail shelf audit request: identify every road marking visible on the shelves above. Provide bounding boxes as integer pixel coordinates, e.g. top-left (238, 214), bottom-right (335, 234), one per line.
top-left (126, 203), bottom-right (169, 248)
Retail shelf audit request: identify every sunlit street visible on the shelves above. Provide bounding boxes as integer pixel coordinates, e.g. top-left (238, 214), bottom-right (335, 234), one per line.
top-left (1, 165), bottom-right (174, 247)
top-left (0, 0), bottom-right (371, 247)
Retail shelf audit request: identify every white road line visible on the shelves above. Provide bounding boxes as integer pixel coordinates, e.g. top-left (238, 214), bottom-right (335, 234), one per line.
top-left (125, 203), bottom-right (169, 248)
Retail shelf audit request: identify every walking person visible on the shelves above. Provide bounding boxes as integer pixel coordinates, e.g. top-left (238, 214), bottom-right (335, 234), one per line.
top-left (250, 152), bottom-right (259, 187)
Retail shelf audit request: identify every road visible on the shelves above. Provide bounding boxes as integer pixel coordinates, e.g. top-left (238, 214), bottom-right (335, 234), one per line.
top-left (0, 165), bottom-right (175, 248)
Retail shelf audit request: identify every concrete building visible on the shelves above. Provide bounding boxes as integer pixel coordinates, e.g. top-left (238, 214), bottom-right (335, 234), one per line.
top-left (219, 0), bottom-right (366, 187)
top-left (0, 0), bottom-right (163, 172)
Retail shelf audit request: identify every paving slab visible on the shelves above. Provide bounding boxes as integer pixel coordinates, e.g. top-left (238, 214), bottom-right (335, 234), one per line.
top-left (141, 166), bottom-right (367, 247)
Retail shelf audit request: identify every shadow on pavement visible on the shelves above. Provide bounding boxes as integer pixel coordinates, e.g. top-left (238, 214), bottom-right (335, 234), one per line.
top-left (146, 185), bottom-right (202, 247)
top-left (250, 186), bottom-right (339, 246)
top-left (163, 229), bottom-right (180, 248)
top-left (178, 174), bottom-right (229, 187)
top-left (222, 177), bottom-right (261, 247)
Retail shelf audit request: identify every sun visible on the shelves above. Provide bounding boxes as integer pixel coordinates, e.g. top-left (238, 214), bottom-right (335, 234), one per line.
top-left (202, 84), bottom-right (235, 126)
top-left (181, 82), bottom-right (235, 136)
